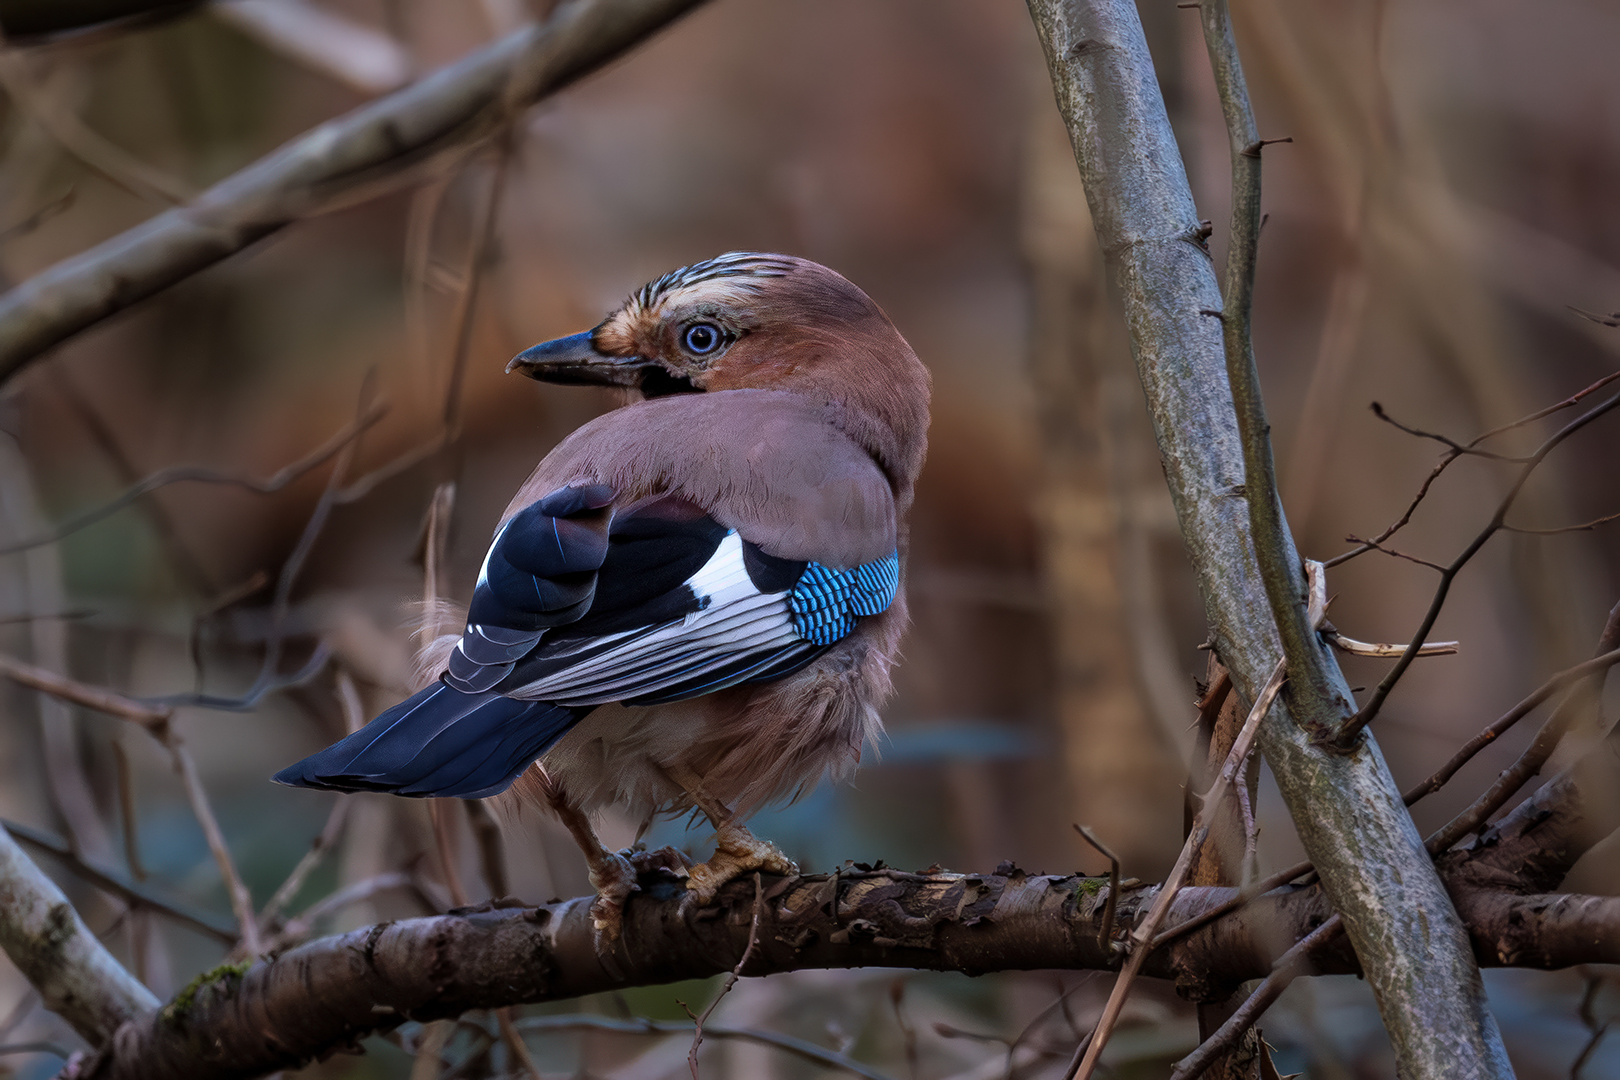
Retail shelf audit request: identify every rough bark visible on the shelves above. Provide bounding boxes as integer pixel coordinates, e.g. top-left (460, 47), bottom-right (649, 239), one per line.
top-left (0, 0), bottom-right (708, 383)
top-left (56, 860), bottom-right (1618, 1080)
top-left (1021, 1), bottom-right (1511, 1075)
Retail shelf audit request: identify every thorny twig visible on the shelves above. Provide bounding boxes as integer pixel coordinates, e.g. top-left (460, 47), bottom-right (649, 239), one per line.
top-left (1156, 639), bottom-right (1620, 948)
top-left (687, 873), bottom-right (764, 1080)
top-left (1157, 605), bottom-right (1620, 1062)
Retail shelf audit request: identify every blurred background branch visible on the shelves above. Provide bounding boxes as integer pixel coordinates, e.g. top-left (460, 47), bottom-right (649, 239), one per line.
top-left (0, 0), bottom-right (708, 383)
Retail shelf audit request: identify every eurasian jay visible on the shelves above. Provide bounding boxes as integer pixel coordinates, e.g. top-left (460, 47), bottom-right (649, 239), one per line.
top-left (275, 252), bottom-right (930, 940)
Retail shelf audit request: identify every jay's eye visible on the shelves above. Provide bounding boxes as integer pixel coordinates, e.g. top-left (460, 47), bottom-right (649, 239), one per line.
top-left (682, 323), bottom-right (723, 355)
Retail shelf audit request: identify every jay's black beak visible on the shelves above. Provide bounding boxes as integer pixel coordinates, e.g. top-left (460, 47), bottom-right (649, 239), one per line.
top-left (508, 331), bottom-right (702, 397)
top-left (507, 332), bottom-right (644, 387)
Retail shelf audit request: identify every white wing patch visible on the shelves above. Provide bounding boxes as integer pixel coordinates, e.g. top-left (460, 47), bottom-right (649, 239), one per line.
top-left (505, 532), bottom-right (802, 706)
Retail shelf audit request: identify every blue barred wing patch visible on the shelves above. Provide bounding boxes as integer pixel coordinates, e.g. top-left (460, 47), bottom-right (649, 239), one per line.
top-left (789, 550), bottom-right (901, 646)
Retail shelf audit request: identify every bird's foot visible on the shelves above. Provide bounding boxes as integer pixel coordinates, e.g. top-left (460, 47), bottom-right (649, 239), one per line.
top-left (586, 846), bottom-right (694, 950)
top-left (586, 850), bottom-right (638, 950)
top-left (623, 844), bottom-right (695, 879)
top-left (682, 822), bottom-right (798, 910)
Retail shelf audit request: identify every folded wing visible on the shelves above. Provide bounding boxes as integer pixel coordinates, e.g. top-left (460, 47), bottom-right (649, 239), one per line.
top-left (275, 483), bottom-right (899, 799)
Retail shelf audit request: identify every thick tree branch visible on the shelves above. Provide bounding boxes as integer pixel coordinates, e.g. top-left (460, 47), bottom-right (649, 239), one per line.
top-left (0, 826), bottom-right (158, 1045)
top-left (0, 0), bottom-right (708, 383)
top-left (1021, 1), bottom-right (1508, 1075)
top-left (62, 863), bottom-right (1620, 1080)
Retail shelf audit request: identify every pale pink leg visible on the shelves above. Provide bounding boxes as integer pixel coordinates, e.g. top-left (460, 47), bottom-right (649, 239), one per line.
top-left (662, 763), bottom-right (798, 906)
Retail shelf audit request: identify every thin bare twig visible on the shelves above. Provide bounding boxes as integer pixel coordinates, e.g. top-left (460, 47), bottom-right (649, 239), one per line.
top-left (1402, 646), bottom-right (1620, 808)
top-left (1, 818), bottom-right (235, 943)
top-left (110, 737), bottom-right (145, 882)
top-left (441, 139), bottom-right (514, 441)
top-left (1345, 534), bottom-right (1449, 573)
top-left (260, 799), bottom-right (350, 927)
top-left (1324, 368), bottom-right (1620, 571)
top-left (688, 873), bottom-right (764, 1080)
top-left (1069, 653), bottom-right (1290, 1079)
top-left (890, 978), bottom-right (919, 1080)
top-left (1168, 915), bottom-right (1343, 1079)
top-left (463, 799), bottom-right (510, 899)
top-left (430, 800), bottom-right (471, 909)
top-left (0, 401), bottom-right (386, 558)
top-left (512, 1014), bottom-right (897, 1080)
top-left (1150, 859), bottom-right (1314, 950)
top-left (1501, 510), bottom-right (1620, 536)
top-left (154, 723), bottom-right (261, 955)
top-left (1072, 825), bottom-right (1120, 949)
top-left (1572, 972), bottom-right (1613, 1079)
top-left (0, 652), bottom-right (167, 725)
top-left (494, 1008), bottom-right (539, 1080)
top-left (149, 374), bottom-right (380, 712)
top-left (1427, 648), bottom-right (1620, 855)
top-left (0, 47), bottom-right (194, 206)
top-left (299, 872), bottom-right (425, 927)
top-left (1325, 630), bottom-right (1458, 658)
top-left (1343, 386), bottom-right (1620, 742)
top-left (0, 650), bottom-right (261, 951)
top-left (1368, 403), bottom-right (1532, 463)
top-left (0, 187), bottom-right (74, 243)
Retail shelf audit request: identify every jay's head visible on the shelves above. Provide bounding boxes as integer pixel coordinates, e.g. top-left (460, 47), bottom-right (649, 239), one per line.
top-left (509, 252), bottom-right (931, 485)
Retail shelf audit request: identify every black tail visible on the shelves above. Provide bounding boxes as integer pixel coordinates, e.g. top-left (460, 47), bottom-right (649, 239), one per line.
top-left (273, 681), bottom-right (584, 800)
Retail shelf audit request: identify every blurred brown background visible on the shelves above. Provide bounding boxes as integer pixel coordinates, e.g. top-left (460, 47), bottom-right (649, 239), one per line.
top-left (0, 0), bottom-right (1616, 1076)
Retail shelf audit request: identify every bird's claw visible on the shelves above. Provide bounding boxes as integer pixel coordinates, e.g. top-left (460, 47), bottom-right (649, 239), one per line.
top-left (624, 844), bottom-right (695, 879)
top-left (682, 823), bottom-right (797, 910)
top-left (586, 850), bottom-right (638, 950)
top-left (587, 846), bottom-right (695, 950)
